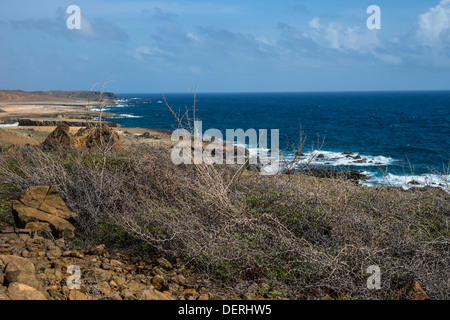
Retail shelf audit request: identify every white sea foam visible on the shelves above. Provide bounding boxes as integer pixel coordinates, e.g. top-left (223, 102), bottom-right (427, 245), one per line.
top-left (280, 150), bottom-right (394, 169)
top-left (0, 122), bottom-right (19, 127)
top-left (360, 172), bottom-right (449, 192)
top-left (118, 114), bottom-right (143, 118)
top-left (259, 149), bottom-right (450, 192)
top-left (86, 105), bottom-right (114, 112)
top-left (308, 150), bottom-right (393, 166)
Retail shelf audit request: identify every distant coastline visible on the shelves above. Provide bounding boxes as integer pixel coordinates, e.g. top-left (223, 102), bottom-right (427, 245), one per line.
top-left (0, 90), bottom-right (122, 127)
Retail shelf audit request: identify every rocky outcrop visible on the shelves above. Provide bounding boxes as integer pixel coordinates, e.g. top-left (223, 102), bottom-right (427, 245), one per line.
top-left (12, 186), bottom-right (77, 239)
top-left (6, 283), bottom-right (47, 300)
top-left (0, 90), bottom-right (120, 103)
top-left (18, 119), bottom-right (119, 127)
top-left (41, 123), bottom-right (74, 149)
top-left (1, 186), bottom-right (215, 301)
top-left (301, 168), bottom-right (370, 181)
top-left (0, 229), bottom-right (215, 300)
top-left (76, 123), bottom-right (124, 151)
top-left (400, 281), bottom-right (430, 300)
top-left (0, 255), bottom-right (39, 288)
top-left (42, 123), bottom-right (124, 152)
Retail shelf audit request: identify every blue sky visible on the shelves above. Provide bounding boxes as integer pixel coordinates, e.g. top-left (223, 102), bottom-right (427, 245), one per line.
top-left (0, 0), bottom-right (450, 93)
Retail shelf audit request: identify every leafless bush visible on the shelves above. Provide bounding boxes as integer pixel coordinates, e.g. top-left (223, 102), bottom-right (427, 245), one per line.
top-left (0, 141), bottom-right (449, 299)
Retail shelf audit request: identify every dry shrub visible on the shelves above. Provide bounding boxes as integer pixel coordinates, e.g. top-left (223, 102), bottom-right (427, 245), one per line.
top-left (0, 142), bottom-right (449, 300)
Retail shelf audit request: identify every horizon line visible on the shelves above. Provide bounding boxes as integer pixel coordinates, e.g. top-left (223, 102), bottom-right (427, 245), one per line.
top-left (115, 89), bottom-right (450, 95)
top-left (3, 88), bottom-right (450, 95)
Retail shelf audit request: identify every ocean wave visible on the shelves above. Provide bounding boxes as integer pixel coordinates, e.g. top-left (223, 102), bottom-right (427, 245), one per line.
top-left (0, 122), bottom-right (19, 127)
top-left (283, 150), bottom-right (394, 168)
top-left (118, 114), bottom-right (143, 118)
top-left (258, 149), bottom-right (449, 192)
top-left (86, 106), bottom-right (116, 112)
top-left (360, 172), bottom-right (449, 191)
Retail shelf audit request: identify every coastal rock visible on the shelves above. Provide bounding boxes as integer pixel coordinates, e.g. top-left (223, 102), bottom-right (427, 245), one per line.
top-left (79, 124), bottom-right (124, 151)
top-left (42, 123), bottom-right (74, 150)
top-left (151, 274), bottom-right (168, 292)
top-left (140, 132), bottom-right (160, 140)
top-left (157, 257), bottom-right (173, 270)
top-left (87, 244), bottom-right (106, 256)
top-left (0, 255), bottom-right (39, 289)
top-left (303, 168), bottom-right (369, 181)
top-left (343, 151), bottom-right (354, 157)
top-left (12, 186), bottom-right (77, 239)
top-left (401, 281), bottom-right (430, 300)
top-left (42, 123), bottom-right (124, 152)
top-left (183, 288), bottom-right (199, 300)
top-left (68, 290), bottom-right (88, 301)
top-left (139, 286), bottom-right (174, 300)
top-left (19, 119), bottom-right (119, 128)
top-left (6, 282), bottom-right (47, 300)
top-left (24, 222), bottom-right (52, 235)
top-left (411, 281), bottom-right (429, 300)
top-left (19, 186), bottom-right (77, 223)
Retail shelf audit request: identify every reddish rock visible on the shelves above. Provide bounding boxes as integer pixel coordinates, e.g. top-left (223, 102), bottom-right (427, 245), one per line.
top-left (7, 282), bottom-right (47, 300)
top-left (411, 281), bottom-right (429, 300)
top-left (12, 186), bottom-right (77, 239)
top-left (42, 123), bottom-right (74, 150)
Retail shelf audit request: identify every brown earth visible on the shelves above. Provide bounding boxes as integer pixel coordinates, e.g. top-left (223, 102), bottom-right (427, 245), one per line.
top-left (0, 90), bottom-right (118, 104)
top-left (0, 225), bottom-right (225, 300)
top-left (0, 90), bottom-right (121, 125)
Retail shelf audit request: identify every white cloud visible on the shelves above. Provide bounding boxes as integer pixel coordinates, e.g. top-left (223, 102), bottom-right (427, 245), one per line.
top-left (131, 45), bottom-right (166, 60)
top-left (8, 8), bottom-right (129, 42)
top-left (307, 17), bottom-right (380, 53)
top-left (416, 0), bottom-right (450, 46)
top-left (308, 17), bottom-right (321, 30)
top-left (300, 16), bottom-right (402, 65)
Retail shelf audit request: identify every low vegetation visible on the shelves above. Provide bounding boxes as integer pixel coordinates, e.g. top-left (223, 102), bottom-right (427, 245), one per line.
top-left (0, 139), bottom-right (448, 300)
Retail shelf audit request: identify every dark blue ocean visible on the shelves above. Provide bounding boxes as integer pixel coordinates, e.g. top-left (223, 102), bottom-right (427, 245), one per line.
top-left (97, 91), bottom-right (450, 189)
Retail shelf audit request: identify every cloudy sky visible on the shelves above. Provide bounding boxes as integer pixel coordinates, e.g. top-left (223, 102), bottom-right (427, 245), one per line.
top-left (1, 0), bottom-right (450, 92)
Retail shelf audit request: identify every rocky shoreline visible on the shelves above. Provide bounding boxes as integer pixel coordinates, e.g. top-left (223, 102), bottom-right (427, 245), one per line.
top-left (0, 185), bottom-right (224, 301)
top-left (0, 230), bottom-right (218, 300)
top-left (0, 90), bottom-right (122, 127)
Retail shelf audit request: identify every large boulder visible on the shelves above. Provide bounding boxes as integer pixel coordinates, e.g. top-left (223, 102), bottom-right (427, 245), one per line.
top-left (42, 123), bottom-right (124, 152)
top-left (138, 286), bottom-right (174, 300)
top-left (0, 255), bottom-right (39, 289)
top-left (42, 123), bottom-right (74, 150)
top-left (78, 123), bottom-right (124, 151)
top-left (12, 186), bottom-right (77, 239)
top-left (6, 282), bottom-right (47, 300)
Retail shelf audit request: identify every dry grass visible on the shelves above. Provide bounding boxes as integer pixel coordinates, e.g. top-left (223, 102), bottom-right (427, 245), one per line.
top-left (0, 141), bottom-right (448, 300)
top-left (0, 89), bottom-right (448, 299)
